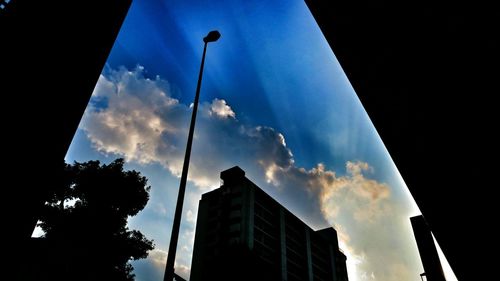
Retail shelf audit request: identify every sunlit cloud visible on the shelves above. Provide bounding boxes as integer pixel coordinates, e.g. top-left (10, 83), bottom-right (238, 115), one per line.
top-left (259, 158), bottom-right (420, 281)
top-left (208, 98), bottom-right (236, 119)
top-left (148, 248), bottom-right (167, 269)
top-left (82, 66), bottom-right (295, 190)
top-left (264, 160), bottom-right (391, 224)
top-left (186, 209), bottom-right (195, 223)
top-left (82, 65), bottom-right (421, 281)
top-left (84, 66), bottom-right (184, 169)
top-left (174, 262), bottom-right (191, 280)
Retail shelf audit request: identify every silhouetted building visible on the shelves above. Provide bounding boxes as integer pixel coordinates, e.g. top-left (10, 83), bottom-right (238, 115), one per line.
top-left (411, 215), bottom-right (446, 281)
top-left (190, 166), bottom-right (348, 281)
top-left (3, 1), bottom-right (132, 280)
top-left (3, 0), bottom-right (132, 241)
top-left (305, 2), bottom-right (498, 279)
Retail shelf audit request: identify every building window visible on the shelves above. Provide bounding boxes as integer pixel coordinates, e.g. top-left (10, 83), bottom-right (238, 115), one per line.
top-left (229, 223), bottom-right (240, 232)
top-left (229, 209), bottom-right (241, 218)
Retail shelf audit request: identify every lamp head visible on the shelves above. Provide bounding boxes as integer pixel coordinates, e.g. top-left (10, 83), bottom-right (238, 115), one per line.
top-left (203, 30), bottom-right (221, 43)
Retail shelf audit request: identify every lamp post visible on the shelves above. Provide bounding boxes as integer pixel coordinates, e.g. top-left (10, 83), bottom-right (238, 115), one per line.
top-left (163, 30), bottom-right (221, 281)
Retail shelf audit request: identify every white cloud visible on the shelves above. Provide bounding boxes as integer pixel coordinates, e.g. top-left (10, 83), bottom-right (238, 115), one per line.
top-left (83, 66), bottom-right (185, 170)
top-left (258, 159), bottom-right (421, 281)
top-left (153, 203), bottom-right (168, 217)
top-left (148, 248), bottom-right (167, 269)
top-left (264, 161), bottom-right (391, 224)
top-left (82, 66), bottom-right (294, 190)
top-left (186, 209), bottom-right (195, 223)
top-left (83, 66), bottom-right (422, 281)
top-left (135, 248), bottom-right (190, 280)
top-left (209, 98), bottom-right (236, 119)
top-left (174, 262), bottom-right (191, 280)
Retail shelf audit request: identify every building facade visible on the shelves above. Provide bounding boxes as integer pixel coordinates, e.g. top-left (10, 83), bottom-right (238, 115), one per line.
top-left (190, 166), bottom-right (348, 281)
top-left (410, 215), bottom-right (446, 281)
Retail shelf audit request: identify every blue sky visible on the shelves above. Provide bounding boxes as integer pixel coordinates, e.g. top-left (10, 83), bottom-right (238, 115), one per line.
top-left (56, 1), bottom-right (457, 280)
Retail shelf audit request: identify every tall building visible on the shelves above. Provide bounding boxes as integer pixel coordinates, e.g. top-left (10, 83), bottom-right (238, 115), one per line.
top-left (3, 0), bottom-right (132, 240)
top-left (305, 2), bottom-right (498, 279)
top-left (3, 1), bottom-right (132, 280)
top-left (190, 166), bottom-right (348, 281)
top-left (410, 215), bottom-right (446, 281)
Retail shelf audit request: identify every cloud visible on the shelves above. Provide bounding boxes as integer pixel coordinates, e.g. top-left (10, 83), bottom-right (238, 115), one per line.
top-left (321, 161), bottom-right (391, 223)
top-left (82, 66), bottom-right (295, 190)
top-left (174, 262), bottom-right (190, 280)
top-left (257, 157), bottom-right (418, 281)
top-left (148, 248), bottom-right (167, 268)
top-left (186, 209), bottom-right (195, 223)
top-left (129, 248), bottom-right (166, 281)
top-left (131, 248), bottom-right (192, 281)
top-left (82, 65), bottom-right (421, 281)
top-left (83, 66), bottom-right (185, 170)
top-left (264, 160), bottom-right (391, 224)
top-left (208, 98), bottom-right (236, 119)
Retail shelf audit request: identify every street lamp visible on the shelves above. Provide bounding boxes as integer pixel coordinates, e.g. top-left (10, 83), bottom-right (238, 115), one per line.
top-left (163, 30), bottom-right (221, 281)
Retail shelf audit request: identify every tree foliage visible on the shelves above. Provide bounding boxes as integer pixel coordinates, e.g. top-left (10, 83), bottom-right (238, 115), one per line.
top-left (38, 158), bottom-right (154, 281)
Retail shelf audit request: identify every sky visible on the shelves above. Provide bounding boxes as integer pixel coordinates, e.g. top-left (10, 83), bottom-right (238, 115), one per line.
top-left (49, 0), bottom-right (456, 280)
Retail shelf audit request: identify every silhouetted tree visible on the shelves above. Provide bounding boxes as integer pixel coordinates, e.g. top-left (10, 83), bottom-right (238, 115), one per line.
top-left (38, 159), bottom-right (154, 281)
